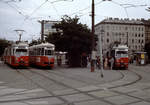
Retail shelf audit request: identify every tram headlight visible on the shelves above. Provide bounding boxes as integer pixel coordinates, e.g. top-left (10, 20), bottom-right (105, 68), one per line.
top-left (25, 61), bottom-right (28, 63)
top-left (15, 57), bottom-right (18, 63)
top-left (116, 59), bottom-right (119, 63)
top-left (121, 60), bottom-right (123, 63)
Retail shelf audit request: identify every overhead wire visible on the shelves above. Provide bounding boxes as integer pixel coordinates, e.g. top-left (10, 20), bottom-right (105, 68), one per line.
top-left (69, 0), bottom-right (104, 17)
top-left (111, 0), bottom-right (147, 18)
top-left (24, 0), bottom-right (49, 21)
top-left (69, 6), bottom-right (91, 16)
top-left (48, 0), bottom-right (74, 19)
top-left (48, 1), bottom-right (61, 18)
top-left (2, 0), bottom-right (149, 39)
top-left (50, 0), bottom-right (73, 3)
top-left (24, 0), bottom-right (73, 21)
top-left (0, 0), bottom-right (20, 3)
top-left (1, 0), bottom-right (27, 18)
top-left (18, 0), bottom-right (50, 29)
top-left (19, 0), bottom-right (73, 40)
top-left (110, 0), bottom-right (129, 18)
top-left (10, 2), bottom-right (28, 14)
top-left (22, 0), bottom-right (72, 25)
top-left (124, 4), bottom-right (147, 8)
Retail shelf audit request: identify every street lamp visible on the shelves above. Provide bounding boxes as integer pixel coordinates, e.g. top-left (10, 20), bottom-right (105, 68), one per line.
top-left (14, 29), bottom-right (25, 42)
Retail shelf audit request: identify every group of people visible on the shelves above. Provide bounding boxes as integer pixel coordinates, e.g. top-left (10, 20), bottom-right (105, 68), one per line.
top-left (96, 56), bottom-right (114, 70)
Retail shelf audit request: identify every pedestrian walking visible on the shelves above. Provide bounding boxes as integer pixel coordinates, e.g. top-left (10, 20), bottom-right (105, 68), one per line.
top-left (57, 55), bottom-right (62, 66)
top-left (96, 56), bottom-right (100, 69)
top-left (109, 57), bottom-right (114, 70)
top-left (104, 57), bottom-right (108, 69)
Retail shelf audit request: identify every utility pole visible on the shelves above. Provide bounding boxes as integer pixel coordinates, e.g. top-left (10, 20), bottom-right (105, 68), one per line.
top-left (127, 32), bottom-right (128, 46)
top-left (91, 0), bottom-right (95, 72)
top-left (14, 29), bottom-right (25, 42)
top-left (38, 20), bottom-right (45, 43)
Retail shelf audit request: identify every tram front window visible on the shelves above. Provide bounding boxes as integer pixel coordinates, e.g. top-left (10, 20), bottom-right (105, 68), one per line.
top-left (116, 51), bottom-right (128, 57)
top-left (45, 50), bottom-right (53, 56)
top-left (16, 49), bottom-right (28, 56)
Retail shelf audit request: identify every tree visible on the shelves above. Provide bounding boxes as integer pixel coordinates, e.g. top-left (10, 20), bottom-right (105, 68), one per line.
top-left (45, 15), bottom-right (92, 67)
top-left (0, 38), bottom-right (10, 56)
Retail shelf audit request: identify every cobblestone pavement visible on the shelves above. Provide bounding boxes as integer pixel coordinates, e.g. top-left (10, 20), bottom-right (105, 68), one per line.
top-left (0, 62), bottom-right (150, 105)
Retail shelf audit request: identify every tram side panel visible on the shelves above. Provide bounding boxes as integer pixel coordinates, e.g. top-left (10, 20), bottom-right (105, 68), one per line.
top-left (29, 43), bottom-right (55, 68)
top-left (39, 56), bottom-right (54, 67)
top-left (3, 43), bottom-right (29, 67)
top-left (32, 54), bottom-right (55, 68)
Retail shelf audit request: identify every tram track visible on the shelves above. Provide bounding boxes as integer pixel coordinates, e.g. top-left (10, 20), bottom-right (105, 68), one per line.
top-left (28, 67), bottom-right (126, 88)
top-left (20, 67), bottom-right (142, 93)
top-left (109, 70), bottom-right (150, 103)
top-left (40, 68), bottom-right (125, 85)
top-left (36, 67), bottom-right (142, 90)
top-left (0, 66), bottom-right (144, 104)
top-left (13, 68), bottom-right (69, 104)
top-left (108, 70), bottom-right (142, 89)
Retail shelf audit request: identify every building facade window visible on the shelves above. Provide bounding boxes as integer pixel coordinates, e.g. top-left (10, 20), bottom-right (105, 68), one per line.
top-left (132, 39), bottom-right (134, 43)
top-left (142, 34), bottom-right (144, 37)
top-left (138, 34), bottom-right (140, 37)
top-left (141, 40), bottom-right (143, 43)
top-left (125, 27), bottom-right (127, 30)
top-left (107, 32), bottom-right (109, 36)
top-left (107, 39), bottom-right (109, 43)
top-left (135, 45), bottom-right (137, 49)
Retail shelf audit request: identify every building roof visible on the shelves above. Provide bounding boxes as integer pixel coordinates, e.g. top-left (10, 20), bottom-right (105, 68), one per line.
top-left (95, 18), bottom-right (145, 27)
top-left (29, 43), bottom-right (55, 49)
top-left (141, 19), bottom-right (150, 26)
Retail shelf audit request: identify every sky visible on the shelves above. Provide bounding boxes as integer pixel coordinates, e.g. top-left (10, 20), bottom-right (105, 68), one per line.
top-left (0, 0), bottom-right (150, 42)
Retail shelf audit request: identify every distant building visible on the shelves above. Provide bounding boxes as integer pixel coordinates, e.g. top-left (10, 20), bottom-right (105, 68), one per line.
top-left (95, 18), bottom-right (145, 55)
top-left (43, 20), bottom-right (60, 35)
top-left (141, 19), bottom-right (150, 44)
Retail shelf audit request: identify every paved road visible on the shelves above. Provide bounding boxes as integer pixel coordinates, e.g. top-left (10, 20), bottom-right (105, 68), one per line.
top-left (0, 62), bottom-right (150, 105)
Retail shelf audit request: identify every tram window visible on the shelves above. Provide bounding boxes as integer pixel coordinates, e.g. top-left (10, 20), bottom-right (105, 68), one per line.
top-left (41, 48), bottom-right (44, 55)
top-left (116, 51), bottom-right (128, 57)
top-left (37, 48), bottom-right (40, 56)
top-left (33, 49), bottom-right (36, 56)
top-left (16, 49), bottom-right (28, 56)
top-left (39, 48), bottom-right (41, 56)
top-left (13, 49), bottom-right (15, 55)
top-left (45, 50), bottom-right (52, 55)
top-left (29, 51), bottom-right (31, 55)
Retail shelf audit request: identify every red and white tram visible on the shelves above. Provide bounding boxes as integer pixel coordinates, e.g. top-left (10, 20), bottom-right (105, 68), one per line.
top-left (3, 42), bottom-right (29, 67)
top-left (110, 45), bottom-right (129, 69)
top-left (29, 43), bottom-right (55, 68)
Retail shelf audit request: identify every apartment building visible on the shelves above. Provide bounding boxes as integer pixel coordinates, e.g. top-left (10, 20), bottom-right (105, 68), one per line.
top-left (95, 18), bottom-right (145, 55)
top-left (141, 19), bottom-right (150, 44)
